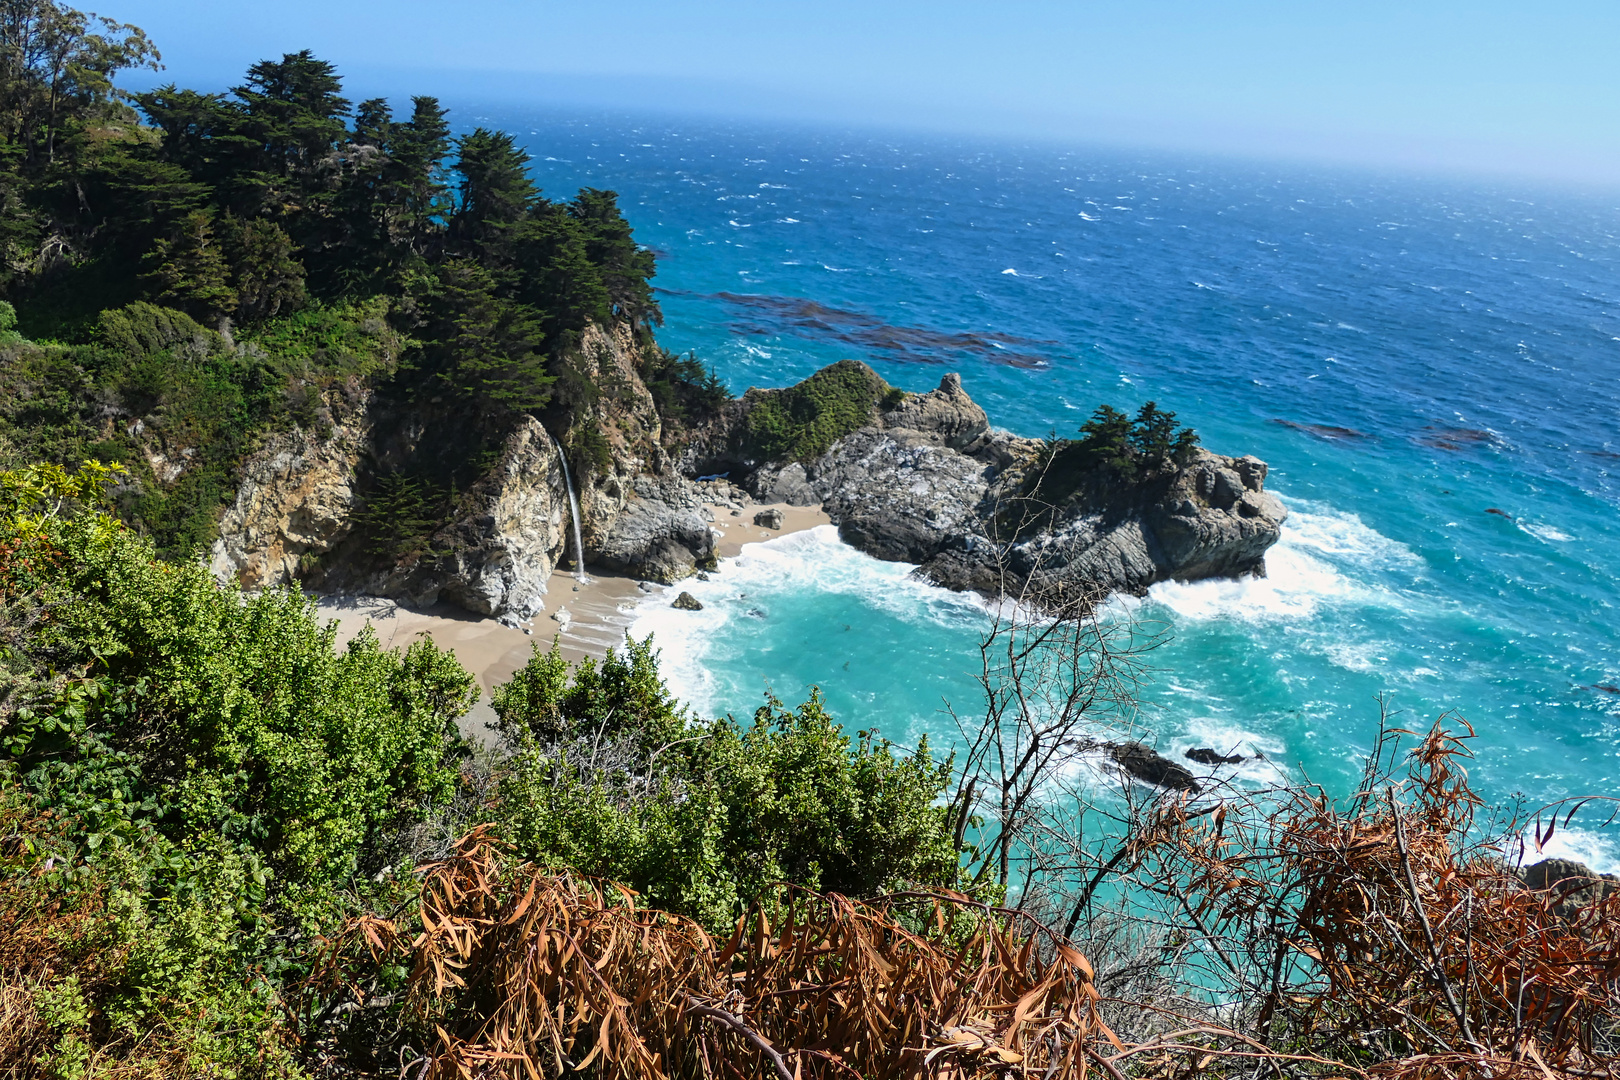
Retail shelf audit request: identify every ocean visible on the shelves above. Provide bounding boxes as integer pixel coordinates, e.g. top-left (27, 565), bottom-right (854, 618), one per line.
top-left (472, 107), bottom-right (1620, 866)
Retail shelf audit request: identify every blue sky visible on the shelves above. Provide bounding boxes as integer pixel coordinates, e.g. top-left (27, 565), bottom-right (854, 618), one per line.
top-left (111, 0), bottom-right (1620, 185)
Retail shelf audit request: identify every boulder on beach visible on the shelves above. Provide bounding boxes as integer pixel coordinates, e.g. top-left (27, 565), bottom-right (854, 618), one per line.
top-left (754, 508), bottom-right (784, 529)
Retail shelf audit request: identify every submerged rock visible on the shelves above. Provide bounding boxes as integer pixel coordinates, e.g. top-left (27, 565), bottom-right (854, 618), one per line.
top-left (672, 591), bottom-right (704, 611)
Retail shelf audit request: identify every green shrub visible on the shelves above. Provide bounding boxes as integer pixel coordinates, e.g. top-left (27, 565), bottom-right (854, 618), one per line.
top-left (0, 461), bottom-right (477, 905)
top-left (740, 359), bottom-right (892, 463)
top-left (492, 640), bottom-right (961, 933)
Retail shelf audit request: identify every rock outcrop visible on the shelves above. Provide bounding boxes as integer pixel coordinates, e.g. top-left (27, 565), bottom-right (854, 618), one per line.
top-left (691, 365), bottom-right (1286, 605)
top-left (593, 474), bottom-right (717, 584)
top-left (208, 387), bottom-right (372, 590)
top-left (364, 416), bottom-right (570, 617)
top-left (210, 323), bottom-right (721, 617)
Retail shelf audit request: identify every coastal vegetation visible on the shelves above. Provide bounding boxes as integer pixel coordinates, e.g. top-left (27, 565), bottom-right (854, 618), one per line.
top-left (2, 2), bottom-right (1618, 1077)
top-left (0, 0), bottom-right (725, 564)
top-left (737, 358), bottom-right (899, 463)
top-left (1028, 401), bottom-right (1202, 500)
top-left (4, 460), bottom-right (1616, 1078)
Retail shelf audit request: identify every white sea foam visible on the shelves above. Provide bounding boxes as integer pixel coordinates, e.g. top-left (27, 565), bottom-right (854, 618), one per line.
top-left (1147, 500), bottom-right (1421, 623)
top-left (1001, 268), bottom-right (1020, 275)
top-left (1520, 825), bottom-right (1620, 876)
top-left (1164, 716), bottom-right (1291, 787)
top-left (629, 525), bottom-right (983, 715)
top-left (1078, 212), bottom-right (1101, 221)
top-left (1521, 521), bottom-right (1575, 543)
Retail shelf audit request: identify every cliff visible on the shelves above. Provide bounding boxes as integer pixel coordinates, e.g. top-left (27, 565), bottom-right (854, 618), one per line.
top-left (209, 348), bottom-right (1282, 618)
top-left (207, 322), bottom-right (720, 619)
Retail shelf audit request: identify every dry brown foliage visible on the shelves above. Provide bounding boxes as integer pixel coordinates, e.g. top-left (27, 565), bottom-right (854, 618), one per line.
top-left (1133, 717), bottom-right (1620, 1080)
top-left (304, 825), bottom-right (1135, 1079)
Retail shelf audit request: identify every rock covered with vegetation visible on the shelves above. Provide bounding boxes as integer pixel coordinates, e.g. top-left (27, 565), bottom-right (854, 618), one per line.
top-left (0, 0), bottom-right (1280, 616)
top-left (684, 362), bottom-right (1286, 604)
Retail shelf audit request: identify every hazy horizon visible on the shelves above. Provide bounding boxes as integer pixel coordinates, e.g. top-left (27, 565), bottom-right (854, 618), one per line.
top-left (107, 0), bottom-right (1620, 191)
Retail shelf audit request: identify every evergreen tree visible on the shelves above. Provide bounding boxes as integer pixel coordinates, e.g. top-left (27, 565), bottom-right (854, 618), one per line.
top-left (425, 259), bottom-right (554, 413)
top-left (220, 215), bottom-right (305, 323)
top-left (1075, 403), bottom-right (1138, 480)
top-left (568, 187), bottom-right (657, 324)
top-left (388, 96), bottom-right (452, 252)
top-left (450, 127), bottom-right (539, 262)
top-left (514, 202), bottom-right (610, 345)
top-left (143, 208), bottom-right (236, 325)
top-left (232, 49), bottom-right (349, 183)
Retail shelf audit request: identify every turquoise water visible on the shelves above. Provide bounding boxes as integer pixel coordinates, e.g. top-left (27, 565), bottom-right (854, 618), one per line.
top-left (477, 109), bottom-right (1620, 863)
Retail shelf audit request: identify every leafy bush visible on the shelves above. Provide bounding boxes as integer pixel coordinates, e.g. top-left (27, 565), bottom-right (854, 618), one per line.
top-left (0, 461), bottom-right (476, 905)
top-left (0, 792), bottom-right (304, 1079)
top-left (492, 641), bottom-right (961, 932)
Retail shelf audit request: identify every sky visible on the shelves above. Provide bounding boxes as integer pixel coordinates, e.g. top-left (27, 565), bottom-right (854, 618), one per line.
top-left (107, 0), bottom-right (1620, 187)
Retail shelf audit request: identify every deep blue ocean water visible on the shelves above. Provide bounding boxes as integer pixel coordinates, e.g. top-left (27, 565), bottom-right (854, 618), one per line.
top-left (470, 108), bottom-right (1620, 864)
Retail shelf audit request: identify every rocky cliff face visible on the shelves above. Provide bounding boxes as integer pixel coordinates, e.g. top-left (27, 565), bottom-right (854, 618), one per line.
top-left (559, 322), bottom-right (718, 585)
top-left (209, 322), bottom-right (718, 617)
top-left (207, 385), bottom-right (372, 591)
top-left (360, 415), bottom-right (571, 618)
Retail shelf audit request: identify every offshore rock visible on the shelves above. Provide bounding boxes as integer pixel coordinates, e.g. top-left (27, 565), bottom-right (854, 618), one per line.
top-left (1104, 742), bottom-right (1201, 793)
top-left (1185, 747), bottom-right (1246, 766)
top-left (672, 591), bottom-right (704, 611)
top-left (1523, 858), bottom-right (1619, 917)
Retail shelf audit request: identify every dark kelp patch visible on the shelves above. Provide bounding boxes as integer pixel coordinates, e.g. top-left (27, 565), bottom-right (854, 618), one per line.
top-left (706, 291), bottom-right (1059, 368)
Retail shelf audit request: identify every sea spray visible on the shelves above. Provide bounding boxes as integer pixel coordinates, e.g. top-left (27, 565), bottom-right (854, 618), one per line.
top-left (548, 432), bottom-right (589, 584)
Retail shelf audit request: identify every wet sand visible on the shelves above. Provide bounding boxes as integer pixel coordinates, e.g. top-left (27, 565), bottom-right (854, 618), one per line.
top-left (316, 500), bottom-right (830, 743)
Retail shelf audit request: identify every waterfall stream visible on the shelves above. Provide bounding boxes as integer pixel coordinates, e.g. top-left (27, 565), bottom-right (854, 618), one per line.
top-left (548, 433), bottom-right (588, 584)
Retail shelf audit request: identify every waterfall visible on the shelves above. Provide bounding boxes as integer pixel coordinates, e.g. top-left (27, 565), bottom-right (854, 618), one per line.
top-left (548, 433), bottom-right (589, 584)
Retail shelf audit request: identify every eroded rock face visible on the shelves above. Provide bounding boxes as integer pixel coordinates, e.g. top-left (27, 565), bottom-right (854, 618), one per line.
top-left (208, 390), bottom-right (372, 590)
top-left (593, 474), bottom-right (717, 584)
top-left (210, 321), bottom-right (722, 616)
top-left (211, 348), bottom-right (1283, 619)
top-left (375, 416), bottom-right (569, 618)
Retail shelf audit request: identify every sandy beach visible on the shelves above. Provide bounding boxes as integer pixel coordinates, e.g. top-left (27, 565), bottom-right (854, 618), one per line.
top-left (316, 500), bottom-right (830, 743)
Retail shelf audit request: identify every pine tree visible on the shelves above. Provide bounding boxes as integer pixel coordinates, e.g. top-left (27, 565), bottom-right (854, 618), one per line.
top-left (569, 187), bottom-right (658, 324)
top-left (143, 208), bottom-right (237, 324)
top-left (428, 259), bottom-right (554, 413)
top-left (220, 215), bottom-right (305, 323)
top-left (450, 128), bottom-right (539, 262)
